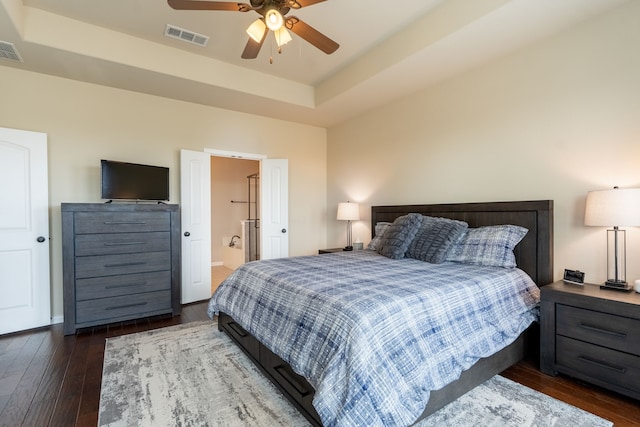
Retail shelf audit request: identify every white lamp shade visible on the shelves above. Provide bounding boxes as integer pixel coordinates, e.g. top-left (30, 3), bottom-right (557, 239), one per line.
top-left (274, 27), bottom-right (292, 47)
top-left (337, 202), bottom-right (360, 221)
top-left (585, 188), bottom-right (640, 227)
top-left (246, 19), bottom-right (266, 43)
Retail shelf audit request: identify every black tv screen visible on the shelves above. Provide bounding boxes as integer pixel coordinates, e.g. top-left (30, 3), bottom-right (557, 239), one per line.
top-left (101, 160), bottom-right (169, 201)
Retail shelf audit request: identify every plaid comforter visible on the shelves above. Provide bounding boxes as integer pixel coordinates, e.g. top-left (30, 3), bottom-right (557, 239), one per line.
top-left (208, 250), bottom-right (539, 427)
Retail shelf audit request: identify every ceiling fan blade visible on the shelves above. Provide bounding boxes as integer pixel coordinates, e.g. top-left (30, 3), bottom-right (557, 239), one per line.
top-left (241, 27), bottom-right (268, 59)
top-left (286, 17), bottom-right (339, 54)
top-left (286, 0), bottom-right (326, 9)
top-left (167, 0), bottom-right (252, 12)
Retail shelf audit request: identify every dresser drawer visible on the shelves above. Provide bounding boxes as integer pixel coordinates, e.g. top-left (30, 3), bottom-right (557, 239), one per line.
top-left (556, 304), bottom-right (640, 355)
top-left (76, 270), bottom-right (171, 301)
top-left (75, 251), bottom-right (171, 279)
top-left (75, 232), bottom-right (170, 256)
top-left (74, 212), bottom-right (170, 234)
top-left (556, 336), bottom-right (640, 396)
top-left (76, 290), bottom-right (172, 324)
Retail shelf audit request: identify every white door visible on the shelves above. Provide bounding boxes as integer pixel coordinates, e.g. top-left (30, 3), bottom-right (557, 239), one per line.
top-left (180, 149), bottom-right (212, 304)
top-left (261, 159), bottom-right (289, 259)
top-left (0, 127), bottom-right (50, 335)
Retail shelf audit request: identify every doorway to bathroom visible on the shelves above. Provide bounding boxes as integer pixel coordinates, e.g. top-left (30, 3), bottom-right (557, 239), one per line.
top-left (211, 156), bottom-right (259, 293)
top-left (180, 149), bottom-right (288, 303)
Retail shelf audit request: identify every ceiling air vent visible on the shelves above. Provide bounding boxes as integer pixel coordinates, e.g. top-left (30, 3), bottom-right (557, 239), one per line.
top-left (164, 24), bottom-right (209, 47)
top-left (0, 41), bottom-right (23, 62)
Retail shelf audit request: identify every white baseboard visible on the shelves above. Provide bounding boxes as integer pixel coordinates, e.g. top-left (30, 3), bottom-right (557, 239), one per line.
top-left (51, 315), bottom-right (63, 325)
top-left (211, 261), bottom-right (223, 267)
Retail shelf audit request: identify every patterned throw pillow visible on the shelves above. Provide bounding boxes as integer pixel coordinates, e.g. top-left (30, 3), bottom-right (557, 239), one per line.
top-left (405, 216), bottom-right (468, 263)
top-left (376, 213), bottom-right (423, 259)
top-left (445, 225), bottom-right (528, 268)
top-left (367, 222), bottom-right (392, 251)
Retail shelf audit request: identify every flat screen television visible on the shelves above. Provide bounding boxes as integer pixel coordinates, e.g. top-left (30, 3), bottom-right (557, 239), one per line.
top-left (101, 159), bottom-right (169, 201)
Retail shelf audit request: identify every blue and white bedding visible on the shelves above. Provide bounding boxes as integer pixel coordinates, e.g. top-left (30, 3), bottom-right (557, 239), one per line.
top-left (208, 250), bottom-right (540, 427)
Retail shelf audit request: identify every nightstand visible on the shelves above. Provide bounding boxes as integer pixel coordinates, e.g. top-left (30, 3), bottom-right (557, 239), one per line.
top-left (540, 280), bottom-right (640, 400)
top-left (318, 248), bottom-right (346, 254)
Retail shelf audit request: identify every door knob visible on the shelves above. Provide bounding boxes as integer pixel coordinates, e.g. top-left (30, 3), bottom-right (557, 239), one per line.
top-left (281, 228), bottom-right (287, 233)
top-left (184, 231), bottom-right (191, 237)
top-left (37, 236), bottom-right (46, 243)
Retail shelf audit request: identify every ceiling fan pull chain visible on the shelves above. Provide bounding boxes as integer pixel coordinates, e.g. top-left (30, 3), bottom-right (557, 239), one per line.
top-left (270, 39), bottom-right (273, 64)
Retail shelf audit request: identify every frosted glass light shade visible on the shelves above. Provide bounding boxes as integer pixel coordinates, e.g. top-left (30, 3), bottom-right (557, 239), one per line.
top-left (337, 202), bottom-right (360, 221)
top-left (274, 27), bottom-right (292, 47)
top-left (265, 9), bottom-right (284, 31)
top-left (584, 188), bottom-right (640, 227)
top-left (246, 19), bottom-right (266, 43)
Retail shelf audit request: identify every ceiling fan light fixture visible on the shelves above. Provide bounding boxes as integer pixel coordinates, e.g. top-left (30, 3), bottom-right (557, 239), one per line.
top-left (265, 8), bottom-right (284, 31)
top-left (246, 18), bottom-right (266, 43)
top-left (274, 27), bottom-right (292, 47)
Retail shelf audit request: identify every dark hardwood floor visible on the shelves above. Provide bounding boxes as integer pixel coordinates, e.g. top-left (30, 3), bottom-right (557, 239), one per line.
top-left (1, 301), bottom-right (638, 427)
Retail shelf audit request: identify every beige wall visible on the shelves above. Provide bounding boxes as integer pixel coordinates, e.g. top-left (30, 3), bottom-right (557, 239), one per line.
top-left (0, 68), bottom-right (327, 320)
top-left (327, 1), bottom-right (640, 284)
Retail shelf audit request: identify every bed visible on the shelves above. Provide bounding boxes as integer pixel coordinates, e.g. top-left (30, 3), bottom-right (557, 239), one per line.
top-left (208, 200), bottom-right (553, 426)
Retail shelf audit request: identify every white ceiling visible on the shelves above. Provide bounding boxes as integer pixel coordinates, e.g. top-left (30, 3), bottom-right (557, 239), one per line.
top-left (0, 0), bottom-right (629, 127)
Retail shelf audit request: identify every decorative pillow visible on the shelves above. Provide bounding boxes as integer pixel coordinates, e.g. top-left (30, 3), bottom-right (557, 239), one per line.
top-left (405, 216), bottom-right (468, 263)
top-left (376, 214), bottom-right (423, 259)
top-left (367, 222), bottom-right (392, 251)
top-left (445, 225), bottom-right (528, 268)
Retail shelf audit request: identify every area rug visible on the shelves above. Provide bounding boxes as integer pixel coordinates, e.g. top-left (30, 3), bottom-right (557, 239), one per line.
top-left (99, 320), bottom-right (613, 427)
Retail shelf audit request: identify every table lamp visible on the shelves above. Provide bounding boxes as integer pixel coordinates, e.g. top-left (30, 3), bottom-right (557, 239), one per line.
top-left (337, 202), bottom-right (360, 251)
top-left (584, 186), bottom-right (640, 291)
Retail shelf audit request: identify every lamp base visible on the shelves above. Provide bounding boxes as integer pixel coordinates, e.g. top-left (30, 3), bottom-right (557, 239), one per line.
top-left (343, 246), bottom-right (353, 251)
top-left (600, 279), bottom-right (632, 292)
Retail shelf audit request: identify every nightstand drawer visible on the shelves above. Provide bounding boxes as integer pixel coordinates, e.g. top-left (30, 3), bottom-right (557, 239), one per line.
top-left (556, 336), bottom-right (640, 395)
top-left (556, 304), bottom-right (640, 355)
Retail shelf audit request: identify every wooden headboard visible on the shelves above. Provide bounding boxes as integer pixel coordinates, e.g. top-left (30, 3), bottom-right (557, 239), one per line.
top-left (371, 200), bottom-right (554, 286)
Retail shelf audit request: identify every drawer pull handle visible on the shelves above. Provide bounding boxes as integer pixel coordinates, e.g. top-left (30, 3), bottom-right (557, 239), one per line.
top-left (578, 323), bottom-right (627, 338)
top-left (105, 302), bottom-right (148, 311)
top-left (105, 282), bottom-right (147, 289)
top-left (273, 364), bottom-right (313, 397)
top-left (104, 262), bottom-right (146, 268)
top-left (227, 321), bottom-right (248, 338)
top-left (103, 221), bottom-right (147, 225)
top-left (577, 355), bottom-right (627, 374)
top-left (104, 241), bottom-right (146, 246)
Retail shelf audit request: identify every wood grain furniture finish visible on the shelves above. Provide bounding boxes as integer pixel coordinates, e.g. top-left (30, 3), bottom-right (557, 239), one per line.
top-left (62, 203), bottom-right (181, 335)
top-left (218, 200), bottom-right (554, 426)
top-left (540, 281), bottom-right (640, 400)
top-left (318, 248), bottom-right (345, 254)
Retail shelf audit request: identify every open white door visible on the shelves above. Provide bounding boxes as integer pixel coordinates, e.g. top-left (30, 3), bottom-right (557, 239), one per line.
top-left (261, 159), bottom-right (289, 259)
top-left (0, 127), bottom-right (50, 334)
top-left (180, 149), bottom-right (212, 303)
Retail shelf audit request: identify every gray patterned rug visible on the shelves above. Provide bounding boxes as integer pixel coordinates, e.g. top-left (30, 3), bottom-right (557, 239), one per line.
top-left (99, 320), bottom-right (612, 427)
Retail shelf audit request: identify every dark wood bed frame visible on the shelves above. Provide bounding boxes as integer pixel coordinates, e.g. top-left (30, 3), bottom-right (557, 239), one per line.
top-left (218, 200), bottom-right (554, 426)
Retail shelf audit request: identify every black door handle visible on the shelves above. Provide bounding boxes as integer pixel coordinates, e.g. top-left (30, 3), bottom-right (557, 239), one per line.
top-left (184, 231), bottom-right (191, 237)
top-left (37, 236), bottom-right (46, 243)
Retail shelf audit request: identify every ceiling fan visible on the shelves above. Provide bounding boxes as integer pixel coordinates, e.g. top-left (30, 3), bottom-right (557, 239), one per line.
top-left (167, 0), bottom-right (339, 59)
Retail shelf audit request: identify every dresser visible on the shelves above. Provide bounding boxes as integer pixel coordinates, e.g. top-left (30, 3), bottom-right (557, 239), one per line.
top-left (62, 203), bottom-right (181, 335)
top-left (540, 281), bottom-right (640, 400)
